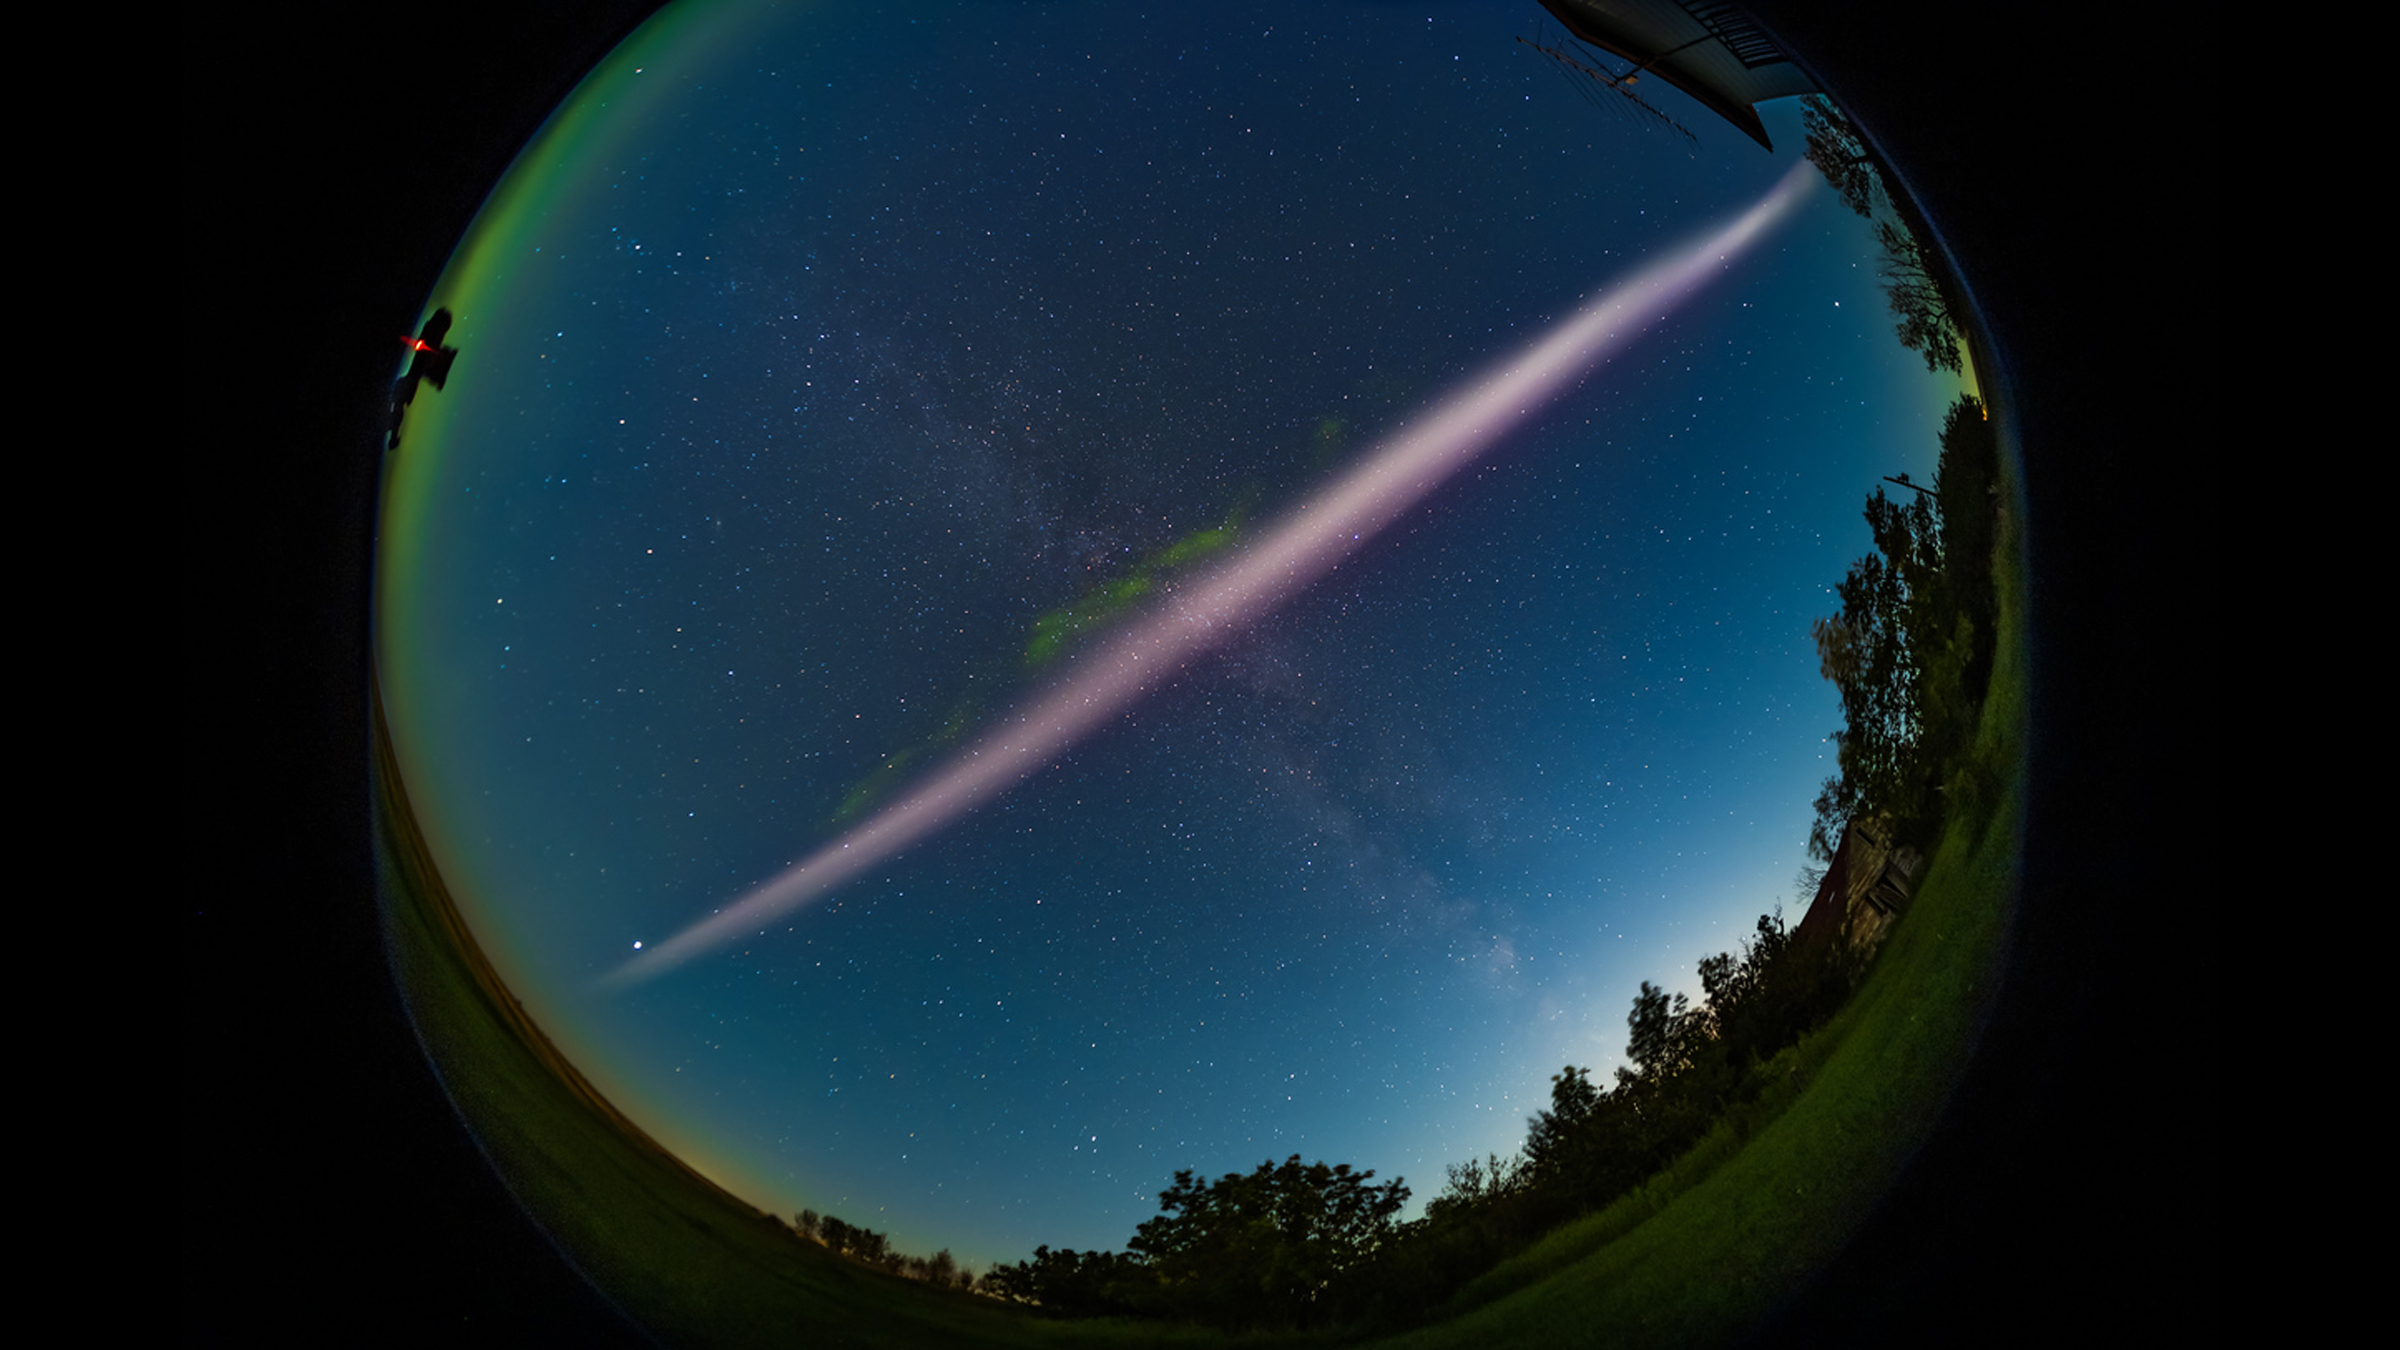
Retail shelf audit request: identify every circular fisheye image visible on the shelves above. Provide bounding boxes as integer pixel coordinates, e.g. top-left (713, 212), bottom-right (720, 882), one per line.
top-left (370, 1), bottom-right (2028, 1343)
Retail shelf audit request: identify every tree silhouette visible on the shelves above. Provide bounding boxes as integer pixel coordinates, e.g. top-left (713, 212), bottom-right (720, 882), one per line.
top-left (982, 1245), bottom-right (1144, 1315)
top-left (1802, 95), bottom-right (1881, 220)
top-left (1875, 221), bottom-right (1962, 373)
top-left (1803, 95), bottom-right (1965, 373)
top-left (1811, 480), bottom-right (1940, 853)
top-left (1810, 394), bottom-right (2002, 856)
top-left (1522, 1065), bottom-right (1606, 1181)
top-left (1622, 981), bottom-right (1701, 1085)
top-left (1128, 1154), bottom-right (1409, 1329)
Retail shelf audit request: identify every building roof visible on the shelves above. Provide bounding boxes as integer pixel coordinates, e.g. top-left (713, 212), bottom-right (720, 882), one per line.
top-left (1535, 0), bottom-right (1819, 150)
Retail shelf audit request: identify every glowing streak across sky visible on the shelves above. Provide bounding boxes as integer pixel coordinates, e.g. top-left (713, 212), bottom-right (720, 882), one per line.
top-left (610, 164), bottom-right (1814, 987)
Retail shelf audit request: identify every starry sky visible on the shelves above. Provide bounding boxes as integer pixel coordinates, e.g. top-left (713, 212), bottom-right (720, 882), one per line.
top-left (376, 0), bottom-right (1973, 1269)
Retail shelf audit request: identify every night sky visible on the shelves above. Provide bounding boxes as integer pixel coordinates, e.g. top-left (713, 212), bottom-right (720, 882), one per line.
top-left (377, 0), bottom-right (1974, 1268)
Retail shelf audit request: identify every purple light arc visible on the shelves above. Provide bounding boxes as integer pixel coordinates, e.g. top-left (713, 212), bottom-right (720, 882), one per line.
top-left (609, 164), bottom-right (1813, 988)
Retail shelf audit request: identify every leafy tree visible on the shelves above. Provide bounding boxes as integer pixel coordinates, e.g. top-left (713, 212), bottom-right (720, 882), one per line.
top-left (1697, 910), bottom-right (1790, 1045)
top-left (1802, 94), bottom-right (1881, 219)
top-left (1802, 94), bottom-right (1964, 373)
top-left (1811, 394), bottom-right (2002, 856)
top-left (1700, 907), bottom-right (1859, 1068)
top-left (1522, 1066), bottom-right (1606, 1181)
top-left (982, 1245), bottom-right (1146, 1316)
top-left (1934, 395), bottom-right (2000, 703)
top-left (1517, 982), bottom-right (1712, 1218)
top-left (1621, 981), bottom-right (1702, 1085)
top-left (1811, 480), bottom-right (1941, 852)
top-left (1127, 1154), bottom-right (1408, 1330)
top-left (815, 1214), bottom-right (898, 1269)
top-left (1426, 1151), bottom-right (1528, 1221)
top-left (1916, 395), bottom-right (2003, 825)
top-left (1876, 220), bottom-right (1963, 374)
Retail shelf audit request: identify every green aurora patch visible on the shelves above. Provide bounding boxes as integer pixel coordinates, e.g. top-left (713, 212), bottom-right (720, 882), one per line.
top-left (823, 514), bottom-right (1245, 826)
top-left (1021, 522), bottom-right (1240, 668)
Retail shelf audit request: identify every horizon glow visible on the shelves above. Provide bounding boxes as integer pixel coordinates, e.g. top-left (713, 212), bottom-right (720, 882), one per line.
top-left (609, 163), bottom-right (1815, 988)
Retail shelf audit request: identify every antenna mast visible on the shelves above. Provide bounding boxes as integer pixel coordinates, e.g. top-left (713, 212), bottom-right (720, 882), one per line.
top-left (1516, 24), bottom-right (1701, 149)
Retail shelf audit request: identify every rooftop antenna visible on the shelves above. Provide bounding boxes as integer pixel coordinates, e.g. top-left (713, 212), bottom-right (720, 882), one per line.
top-left (1516, 19), bottom-right (1700, 149)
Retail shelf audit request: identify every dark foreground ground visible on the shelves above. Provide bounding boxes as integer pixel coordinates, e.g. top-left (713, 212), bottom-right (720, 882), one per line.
top-left (183, 3), bottom-right (2214, 1343)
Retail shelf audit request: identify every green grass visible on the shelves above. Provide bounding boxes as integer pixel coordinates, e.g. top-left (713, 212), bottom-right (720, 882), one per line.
top-left (372, 458), bottom-right (2026, 1349)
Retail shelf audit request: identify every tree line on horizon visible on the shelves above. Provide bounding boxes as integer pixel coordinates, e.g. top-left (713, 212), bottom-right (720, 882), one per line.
top-left (1801, 93), bottom-right (1971, 377)
top-left (782, 1207), bottom-right (977, 1292)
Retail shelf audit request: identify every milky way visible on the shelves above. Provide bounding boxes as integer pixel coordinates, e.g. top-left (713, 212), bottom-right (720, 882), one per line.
top-left (613, 164), bottom-right (1815, 987)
